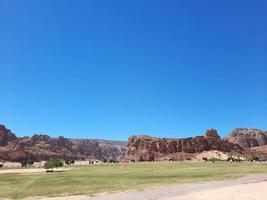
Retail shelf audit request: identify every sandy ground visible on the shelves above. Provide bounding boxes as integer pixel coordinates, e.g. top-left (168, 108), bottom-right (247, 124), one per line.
top-left (24, 174), bottom-right (267, 200)
top-left (161, 181), bottom-right (267, 200)
top-left (0, 168), bottom-right (69, 174)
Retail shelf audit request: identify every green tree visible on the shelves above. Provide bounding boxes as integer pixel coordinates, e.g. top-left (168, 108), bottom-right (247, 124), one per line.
top-left (65, 159), bottom-right (75, 165)
top-left (27, 160), bottom-right (34, 166)
top-left (20, 160), bottom-right (28, 167)
top-left (109, 159), bottom-right (119, 163)
top-left (20, 159), bottom-right (34, 167)
top-left (202, 157), bottom-right (208, 161)
top-left (44, 159), bottom-right (64, 172)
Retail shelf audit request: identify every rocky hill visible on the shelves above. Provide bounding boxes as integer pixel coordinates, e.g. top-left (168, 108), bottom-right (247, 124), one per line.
top-left (2, 124), bottom-right (267, 162)
top-left (125, 129), bottom-right (244, 162)
top-left (226, 128), bottom-right (267, 148)
top-left (0, 125), bottom-right (127, 162)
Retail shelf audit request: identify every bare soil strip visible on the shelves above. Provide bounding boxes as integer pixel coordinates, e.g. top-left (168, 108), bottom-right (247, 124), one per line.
top-left (161, 181), bottom-right (267, 200)
top-left (0, 168), bottom-right (70, 175)
top-left (0, 168), bottom-right (46, 174)
top-left (25, 174), bottom-right (267, 200)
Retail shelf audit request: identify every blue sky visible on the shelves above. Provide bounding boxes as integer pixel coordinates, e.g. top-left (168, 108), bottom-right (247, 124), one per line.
top-left (0, 0), bottom-right (266, 140)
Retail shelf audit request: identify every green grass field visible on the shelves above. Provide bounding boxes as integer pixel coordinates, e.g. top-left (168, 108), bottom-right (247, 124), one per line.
top-left (1, 162), bottom-right (267, 199)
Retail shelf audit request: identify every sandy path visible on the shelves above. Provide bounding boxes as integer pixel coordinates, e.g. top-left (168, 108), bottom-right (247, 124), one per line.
top-left (0, 168), bottom-right (46, 174)
top-left (161, 181), bottom-right (267, 200)
top-left (0, 168), bottom-right (69, 174)
top-left (26, 174), bottom-right (267, 200)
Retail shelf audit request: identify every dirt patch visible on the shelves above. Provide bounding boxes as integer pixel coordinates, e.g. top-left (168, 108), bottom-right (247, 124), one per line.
top-left (0, 168), bottom-right (70, 175)
top-left (161, 181), bottom-right (267, 200)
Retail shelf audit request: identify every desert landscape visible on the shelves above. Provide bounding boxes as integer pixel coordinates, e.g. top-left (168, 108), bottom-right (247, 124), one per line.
top-left (1, 1), bottom-right (266, 199)
top-left (1, 124), bottom-right (267, 199)
top-left (1, 162), bottom-right (267, 200)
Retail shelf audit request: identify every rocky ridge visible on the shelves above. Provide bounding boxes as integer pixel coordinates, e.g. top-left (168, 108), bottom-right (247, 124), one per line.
top-left (0, 125), bottom-right (127, 162)
top-left (2, 124), bottom-right (267, 163)
top-left (125, 129), bottom-right (244, 162)
top-left (226, 128), bottom-right (267, 148)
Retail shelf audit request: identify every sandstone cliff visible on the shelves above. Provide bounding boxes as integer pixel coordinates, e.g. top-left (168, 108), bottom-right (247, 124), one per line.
top-left (3, 124), bottom-right (267, 162)
top-left (226, 128), bottom-right (267, 148)
top-left (125, 129), bottom-right (244, 162)
top-left (0, 125), bottom-right (127, 162)
top-left (0, 125), bottom-right (16, 146)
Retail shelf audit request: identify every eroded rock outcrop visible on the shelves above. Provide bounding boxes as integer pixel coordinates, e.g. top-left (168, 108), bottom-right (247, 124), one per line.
top-left (125, 129), bottom-right (244, 162)
top-left (205, 129), bottom-right (220, 139)
top-left (0, 125), bottom-right (27, 161)
top-left (0, 124), bottom-right (127, 162)
top-left (226, 128), bottom-right (267, 148)
top-left (0, 125), bottom-right (16, 146)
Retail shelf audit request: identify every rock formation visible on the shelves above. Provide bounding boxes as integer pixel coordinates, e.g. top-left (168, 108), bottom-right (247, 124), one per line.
top-left (2, 124), bottom-right (267, 163)
top-left (226, 128), bottom-right (267, 148)
top-left (0, 125), bottom-right (16, 146)
top-left (125, 129), bottom-right (244, 162)
top-left (0, 125), bottom-right (127, 162)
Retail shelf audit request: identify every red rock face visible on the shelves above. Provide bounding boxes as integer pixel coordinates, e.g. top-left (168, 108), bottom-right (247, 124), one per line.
top-left (0, 125), bottom-right (16, 146)
top-left (0, 125), bottom-right (25, 162)
top-left (0, 124), bottom-right (127, 162)
top-left (125, 129), bottom-right (244, 162)
top-left (205, 129), bottom-right (220, 139)
top-left (226, 128), bottom-right (267, 148)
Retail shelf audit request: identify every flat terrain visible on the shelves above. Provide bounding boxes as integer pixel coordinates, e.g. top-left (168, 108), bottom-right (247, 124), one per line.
top-left (0, 162), bottom-right (267, 199)
top-left (29, 174), bottom-right (267, 200)
top-left (162, 181), bottom-right (267, 200)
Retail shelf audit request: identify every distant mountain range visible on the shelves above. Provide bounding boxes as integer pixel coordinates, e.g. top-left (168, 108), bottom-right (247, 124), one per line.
top-left (1, 124), bottom-right (267, 162)
top-left (0, 124), bottom-right (127, 162)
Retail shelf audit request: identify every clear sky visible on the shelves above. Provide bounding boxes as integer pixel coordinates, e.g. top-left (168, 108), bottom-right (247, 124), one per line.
top-left (0, 0), bottom-right (266, 140)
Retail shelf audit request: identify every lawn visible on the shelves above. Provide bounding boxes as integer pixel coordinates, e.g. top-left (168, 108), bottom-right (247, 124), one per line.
top-left (0, 162), bottom-right (267, 199)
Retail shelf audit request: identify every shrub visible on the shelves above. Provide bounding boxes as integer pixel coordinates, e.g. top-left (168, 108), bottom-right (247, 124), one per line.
top-left (202, 157), bottom-right (208, 161)
top-left (109, 159), bottom-right (118, 163)
top-left (44, 159), bottom-right (63, 172)
top-left (226, 156), bottom-right (234, 162)
top-left (65, 159), bottom-right (75, 165)
top-left (253, 156), bottom-right (259, 161)
top-left (27, 160), bottom-right (34, 166)
top-left (227, 156), bottom-right (242, 162)
top-left (20, 159), bottom-right (34, 167)
top-left (20, 160), bottom-right (28, 167)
